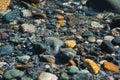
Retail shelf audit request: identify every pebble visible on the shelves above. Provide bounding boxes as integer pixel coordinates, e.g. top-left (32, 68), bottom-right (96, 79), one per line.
top-left (100, 40), bottom-right (114, 53)
top-left (55, 15), bottom-right (64, 20)
top-left (65, 40), bottom-right (76, 48)
top-left (38, 72), bottom-right (58, 80)
top-left (45, 37), bottom-right (63, 55)
top-left (96, 39), bottom-right (103, 46)
top-left (17, 55), bottom-right (30, 63)
top-left (0, 0), bottom-right (10, 11)
top-left (0, 62), bottom-right (7, 68)
top-left (60, 48), bottom-right (76, 60)
top-left (57, 19), bottom-right (66, 28)
top-left (4, 9), bottom-right (21, 22)
top-left (0, 45), bottom-right (13, 55)
top-left (103, 61), bottom-right (119, 73)
top-left (82, 30), bottom-right (94, 37)
top-left (88, 36), bottom-right (96, 43)
top-left (0, 33), bottom-right (9, 39)
top-left (21, 9), bottom-right (32, 18)
top-left (21, 76), bottom-right (33, 80)
top-left (21, 23), bottom-right (36, 33)
top-left (111, 27), bottom-right (120, 36)
top-left (85, 58), bottom-right (100, 74)
top-left (3, 69), bottom-right (24, 79)
top-left (104, 35), bottom-right (114, 41)
top-left (54, 9), bottom-right (64, 14)
top-left (42, 55), bottom-right (55, 63)
top-left (112, 36), bottom-right (120, 45)
top-left (61, 72), bottom-right (69, 80)
top-left (67, 66), bottom-right (80, 74)
top-left (91, 21), bottom-right (104, 28)
top-left (71, 70), bottom-right (92, 80)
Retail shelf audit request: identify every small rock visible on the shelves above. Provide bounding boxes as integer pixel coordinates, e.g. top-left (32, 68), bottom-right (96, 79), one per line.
top-left (65, 40), bottom-right (76, 48)
top-left (21, 9), bottom-right (32, 18)
top-left (4, 9), bottom-right (21, 22)
top-left (54, 9), bottom-right (64, 14)
top-left (17, 55), bottom-right (30, 63)
top-left (55, 15), bottom-right (64, 20)
top-left (38, 72), bottom-right (58, 80)
top-left (0, 0), bottom-right (10, 11)
top-left (111, 27), bottom-right (120, 36)
top-left (67, 66), bottom-right (79, 74)
top-left (112, 36), bottom-right (120, 45)
top-left (104, 35), bottom-right (114, 41)
top-left (0, 62), bottom-right (7, 67)
top-left (42, 55), bottom-right (55, 63)
top-left (3, 69), bottom-right (24, 79)
top-left (57, 19), bottom-right (66, 28)
top-left (103, 61), bottom-right (119, 73)
top-left (0, 33), bottom-right (9, 39)
top-left (88, 36), bottom-right (96, 42)
top-left (91, 21), bottom-right (104, 28)
top-left (61, 72), bottom-right (69, 80)
top-left (96, 39), bottom-right (103, 46)
top-left (60, 48), bottom-right (76, 60)
top-left (85, 58), bottom-right (100, 74)
top-left (21, 76), bottom-right (32, 80)
top-left (21, 23), bottom-right (36, 33)
top-left (100, 40), bottom-right (114, 53)
top-left (45, 37), bottom-right (63, 55)
top-left (0, 45), bottom-right (13, 55)
top-left (82, 30), bottom-right (94, 37)
top-left (96, 13), bottom-right (104, 19)
top-left (71, 70), bottom-right (92, 80)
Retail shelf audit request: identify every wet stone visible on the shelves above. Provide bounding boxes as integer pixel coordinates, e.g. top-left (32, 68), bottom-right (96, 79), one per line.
top-left (0, 0), bottom-right (11, 11)
top-left (17, 55), bottom-right (30, 63)
top-left (61, 72), bottom-right (69, 80)
top-left (21, 76), bottom-right (32, 80)
top-left (70, 70), bottom-right (92, 80)
top-left (100, 40), bottom-right (114, 53)
top-left (82, 31), bottom-right (94, 37)
top-left (3, 69), bottom-right (24, 79)
top-left (38, 72), bottom-right (58, 80)
top-left (0, 33), bottom-right (9, 39)
top-left (4, 9), bottom-right (21, 22)
top-left (65, 40), bottom-right (76, 48)
top-left (104, 35), bottom-right (114, 41)
top-left (60, 48), bottom-right (76, 60)
top-left (0, 45), bottom-right (13, 55)
top-left (21, 9), bottom-right (32, 18)
top-left (112, 36), bottom-right (120, 45)
top-left (67, 66), bottom-right (80, 74)
top-left (103, 61), bottom-right (119, 73)
top-left (21, 23), bottom-right (36, 33)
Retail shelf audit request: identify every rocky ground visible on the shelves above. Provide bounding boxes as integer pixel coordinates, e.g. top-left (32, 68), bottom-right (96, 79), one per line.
top-left (0, 0), bottom-right (120, 80)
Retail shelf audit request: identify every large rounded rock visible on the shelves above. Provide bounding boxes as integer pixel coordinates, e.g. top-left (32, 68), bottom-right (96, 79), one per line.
top-left (87, 0), bottom-right (120, 13)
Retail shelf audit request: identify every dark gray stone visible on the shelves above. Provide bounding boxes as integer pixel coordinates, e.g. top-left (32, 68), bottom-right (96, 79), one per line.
top-left (100, 40), bottom-right (114, 53)
top-left (60, 48), bottom-right (76, 60)
top-left (0, 45), bottom-right (14, 55)
top-left (112, 36), bottom-right (120, 45)
top-left (82, 31), bottom-right (94, 37)
top-left (87, 0), bottom-right (120, 13)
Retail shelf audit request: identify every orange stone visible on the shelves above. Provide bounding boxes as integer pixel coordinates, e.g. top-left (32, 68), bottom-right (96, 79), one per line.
top-left (65, 40), bottom-right (76, 48)
top-left (85, 58), bottom-right (100, 74)
top-left (55, 15), bottom-right (64, 20)
top-left (69, 60), bottom-right (76, 66)
top-left (57, 19), bottom-right (65, 28)
top-left (103, 61), bottom-right (119, 73)
top-left (0, 0), bottom-right (10, 11)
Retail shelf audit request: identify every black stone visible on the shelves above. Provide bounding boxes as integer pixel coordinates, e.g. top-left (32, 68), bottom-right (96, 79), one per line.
top-left (100, 40), bottom-right (114, 53)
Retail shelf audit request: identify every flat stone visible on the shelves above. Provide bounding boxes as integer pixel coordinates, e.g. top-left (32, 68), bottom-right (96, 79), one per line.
top-left (100, 40), bottom-right (114, 53)
top-left (17, 55), bottom-right (30, 63)
top-left (3, 69), bottom-right (24, 79)
top-left (21, 9), bottom-right (32, 18)
top-left (60, 48), bottom-right (76, 60)
top-left (0, 33), bottom-right (9, 39)
top-left (88, 36), bottom-right (96, 43)
top-left (0, 0), bottom-right (10, 11)
top-left (85, 58), bottom-right (100, 74)
top-left (67, 66), bottom-right (80, 74)
top-left (103, 61), bottom-right (119, 73)
top-left (112, 36), bottom-right (120, 45)
top-left (38, 72), bottom-right (58, 80)
top-left (82, 31), bottom-right (94, 37)
top-left (91, 21), bottom-right (104, 28)
top-left (21, 23), bottom-right (36, 33)
top-left (65, 40), bottom-right (76, 48)
top-left (0, 45), bottom-right (13, 55)
top-left (104, 35), bottom-right (114, 41)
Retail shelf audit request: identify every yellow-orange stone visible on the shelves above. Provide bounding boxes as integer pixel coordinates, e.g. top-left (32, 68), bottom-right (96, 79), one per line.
top-left (57, 19), bottom-right (65, 28)
top-left (103, 61), bottom-right (119, 73)
top-left (85, 58), bottom-right (100, 74)
top-left (65, 40), bottom-right (76, 48)
top-left (0, 0), bottom-right (10, 11)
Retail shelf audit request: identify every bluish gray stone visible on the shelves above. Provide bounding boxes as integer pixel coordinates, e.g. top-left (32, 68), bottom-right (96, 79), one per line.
top-left (0, 45), bottom-right (13, 55)
top-left (67, 66), bottom-right (80, 74)
top-left (112, 36), bottom-right (120, 45)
